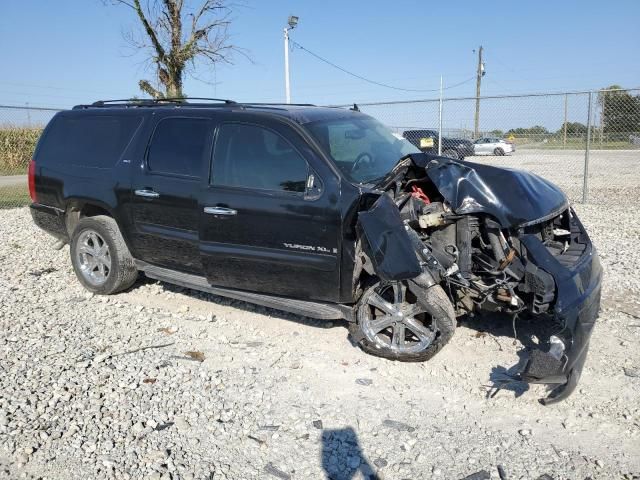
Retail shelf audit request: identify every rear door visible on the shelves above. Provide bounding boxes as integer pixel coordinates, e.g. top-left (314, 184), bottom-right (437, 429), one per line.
top-left (486, 138), bottom-right (499, 153)
top-left (130, 113), bottom-right (213, 273)
top-left (199, 113), bottom-right (342, 302)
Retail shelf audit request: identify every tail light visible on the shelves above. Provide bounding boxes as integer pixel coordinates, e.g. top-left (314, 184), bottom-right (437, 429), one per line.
top-left (28, 159), bottom-right (37, 202)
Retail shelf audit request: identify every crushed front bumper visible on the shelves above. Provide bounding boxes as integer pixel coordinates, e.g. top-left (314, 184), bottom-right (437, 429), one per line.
top-left (518, 218), bottom-right (602, 405)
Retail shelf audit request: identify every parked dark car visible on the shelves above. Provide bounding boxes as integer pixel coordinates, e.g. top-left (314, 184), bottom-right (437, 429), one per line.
top-left (29, 99), bottom-right (601, 404)
top-left (402, 129), bottom-right (474, 159)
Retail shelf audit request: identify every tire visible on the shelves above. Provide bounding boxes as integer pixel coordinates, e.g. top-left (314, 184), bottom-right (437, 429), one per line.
top-left (494, 147), bottom-right (505, 156)
top-left (70, 215), bottom-right (138, 295)
top-left (442, 149), bottom-right (459, 160)
top-left (349, 281), bottom-right (456, 362)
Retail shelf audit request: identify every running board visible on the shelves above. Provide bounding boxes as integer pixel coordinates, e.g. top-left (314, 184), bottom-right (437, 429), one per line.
top-left (135, 261), bottom-right (353, 321)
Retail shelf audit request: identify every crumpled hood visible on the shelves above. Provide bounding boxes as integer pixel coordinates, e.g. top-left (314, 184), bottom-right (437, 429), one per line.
top-left (411, 154), bottom-right (569, 228)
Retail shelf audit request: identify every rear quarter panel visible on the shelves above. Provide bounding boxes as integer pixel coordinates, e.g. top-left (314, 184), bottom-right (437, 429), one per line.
top-left (32, 109), bottom-right (150, 249)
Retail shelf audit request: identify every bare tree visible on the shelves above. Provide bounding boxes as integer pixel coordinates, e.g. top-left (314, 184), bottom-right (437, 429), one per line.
top-left (106, 0), bottom-right (242, 98)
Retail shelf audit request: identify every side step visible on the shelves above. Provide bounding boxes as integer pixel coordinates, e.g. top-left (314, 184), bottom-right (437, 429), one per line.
top-left (135, 261), bottom-right (353, 321)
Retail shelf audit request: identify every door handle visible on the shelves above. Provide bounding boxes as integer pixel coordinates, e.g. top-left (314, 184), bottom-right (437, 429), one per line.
top-left (134, 189), bottom-right (160, 199)
top-left (204, 206), bottom-right (237, 216)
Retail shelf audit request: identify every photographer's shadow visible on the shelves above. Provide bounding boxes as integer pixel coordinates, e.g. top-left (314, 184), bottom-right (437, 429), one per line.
top-left (321, 427), bottom-right (379, 480)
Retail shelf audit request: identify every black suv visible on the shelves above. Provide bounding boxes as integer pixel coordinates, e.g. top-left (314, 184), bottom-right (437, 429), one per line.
top-left (402, 129), bottom-right (474, 159)
top-left (29, 99), bottom-right (601, 403)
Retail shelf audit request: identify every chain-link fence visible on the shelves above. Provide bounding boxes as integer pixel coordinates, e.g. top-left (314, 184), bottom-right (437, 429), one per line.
top-left (1, 88), bottom-right (639, 209)
top-left (336, 88), bottom-right (640, 206)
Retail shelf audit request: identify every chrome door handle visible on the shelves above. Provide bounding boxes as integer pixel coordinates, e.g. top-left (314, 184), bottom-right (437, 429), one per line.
top-left (204, 206), bottom-right (237, 216)
top-left (134, 189), bottom-right (160, 199)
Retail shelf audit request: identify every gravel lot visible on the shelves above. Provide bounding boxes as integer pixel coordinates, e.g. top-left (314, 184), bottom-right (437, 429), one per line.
top-left (478, 148), bottom-right (640, 206)
top-left (1, 151), bottom-right (640, 479)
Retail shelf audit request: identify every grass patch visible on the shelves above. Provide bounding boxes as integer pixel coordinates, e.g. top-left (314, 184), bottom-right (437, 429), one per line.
top-left (0, 184), bottom-right (30, 209)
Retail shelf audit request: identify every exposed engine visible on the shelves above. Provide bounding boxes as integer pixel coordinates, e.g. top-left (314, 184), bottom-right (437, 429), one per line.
top-left (388, 177), bottom-right (584, 319)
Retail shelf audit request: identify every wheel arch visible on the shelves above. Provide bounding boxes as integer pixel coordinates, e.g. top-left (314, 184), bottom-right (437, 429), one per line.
top-left (64, 199), bottom-right (116, 235)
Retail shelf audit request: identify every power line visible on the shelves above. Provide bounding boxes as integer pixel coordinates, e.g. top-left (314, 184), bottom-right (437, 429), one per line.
top-left (289, 39), bottom-right (475, 93)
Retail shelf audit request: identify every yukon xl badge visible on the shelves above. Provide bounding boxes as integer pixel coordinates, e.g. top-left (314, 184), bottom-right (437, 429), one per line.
top-left (284, 243), bottom-right (337, 255)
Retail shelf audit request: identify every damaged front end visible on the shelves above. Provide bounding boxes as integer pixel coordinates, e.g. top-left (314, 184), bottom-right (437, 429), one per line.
top-left (359, 154), bottom-right (602, 404)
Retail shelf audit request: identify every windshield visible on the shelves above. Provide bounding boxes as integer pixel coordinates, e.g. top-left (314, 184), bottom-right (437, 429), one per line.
top-left (305, 116), bottom-right (420, 183)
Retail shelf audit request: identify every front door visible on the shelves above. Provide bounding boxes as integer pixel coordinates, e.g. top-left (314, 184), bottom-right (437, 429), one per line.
top-left (475, 138), bottom-right (490, 155)
top-left (130, 114), bottom-right (213, 273)
top-left (199, 114), bottom-right (342, 302)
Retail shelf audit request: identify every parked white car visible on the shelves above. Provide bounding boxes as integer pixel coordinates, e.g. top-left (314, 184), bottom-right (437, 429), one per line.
top-left (473, 137), bottom-right (515, 156)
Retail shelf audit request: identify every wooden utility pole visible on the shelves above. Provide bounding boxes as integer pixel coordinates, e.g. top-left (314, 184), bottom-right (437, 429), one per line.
top-left (474, 46), bottom-right (483, 138)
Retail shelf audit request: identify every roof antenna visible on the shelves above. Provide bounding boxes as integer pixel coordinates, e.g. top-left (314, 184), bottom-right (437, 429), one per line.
top-left (350, 103), bottom-right (360, 112)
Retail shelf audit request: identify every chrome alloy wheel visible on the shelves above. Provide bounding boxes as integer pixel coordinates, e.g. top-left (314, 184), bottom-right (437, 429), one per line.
top-left (75, 229), bottom-right (112, 286)
top-left (359, 282), bottom-right (437, 354)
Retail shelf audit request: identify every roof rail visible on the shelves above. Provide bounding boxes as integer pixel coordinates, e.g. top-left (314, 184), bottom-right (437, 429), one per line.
top-left (240, 102), bottom-right (316, 107)
top-left (72, 98), bottom-right (321, 111)
top-left (75, 97), bottom-right (236, 109)
top-left (173, 97), bottom-right (236, 104)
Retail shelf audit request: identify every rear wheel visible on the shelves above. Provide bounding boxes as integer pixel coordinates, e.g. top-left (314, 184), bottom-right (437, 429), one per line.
top-left (442, 149), bottom-right (459, 159)
top-left (70, 216), bottom-right (138, 295)
top-left (494, 147), bottom-right (505, 156)
top-left (350, 281), bottom-right (456, 362)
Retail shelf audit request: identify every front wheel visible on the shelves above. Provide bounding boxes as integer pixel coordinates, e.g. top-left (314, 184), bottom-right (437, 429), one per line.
top-left (349, 281), bottom-right (456, 362)
top-left (494, 147), bottom-right (505, 156)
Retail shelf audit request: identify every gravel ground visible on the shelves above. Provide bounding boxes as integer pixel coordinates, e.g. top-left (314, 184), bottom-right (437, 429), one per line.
top-left (476, 148), bottom-right (640, 206)
top-left (1, 152), bottom-right (640, 479)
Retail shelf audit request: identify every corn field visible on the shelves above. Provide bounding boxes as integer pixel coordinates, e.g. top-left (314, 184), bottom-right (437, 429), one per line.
top-left (0, 126), bottom-right (44, 175)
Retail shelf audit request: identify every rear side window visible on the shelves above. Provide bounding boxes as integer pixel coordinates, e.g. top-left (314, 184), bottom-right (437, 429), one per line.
top-left (212, 123), bottom-right (308, 193)
top-left (39, 115), bottom-right (141, 168)
top-left (147, 118), bottom-right (210, 177)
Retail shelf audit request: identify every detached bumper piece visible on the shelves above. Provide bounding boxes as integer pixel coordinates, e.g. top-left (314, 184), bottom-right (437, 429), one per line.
top-left (518, 216), bottom-right (602, 405)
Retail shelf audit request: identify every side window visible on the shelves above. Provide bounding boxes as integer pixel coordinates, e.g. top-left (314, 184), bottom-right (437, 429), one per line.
top-left (147, 118), bottom-right (210, 177)
top-left (212, 123), bottom-right (308, 193)
top-left (39, 115), bottom-right (141, 168)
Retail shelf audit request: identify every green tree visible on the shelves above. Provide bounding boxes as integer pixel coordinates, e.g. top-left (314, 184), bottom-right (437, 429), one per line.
top-left (506, 126), bottom-right (550, 135)
top-left (557, 122), bottom-right (588, 135)
top-left (598, 85), bottom-right (640, 135)
top-left (106, 0), bottom-right (245, 98)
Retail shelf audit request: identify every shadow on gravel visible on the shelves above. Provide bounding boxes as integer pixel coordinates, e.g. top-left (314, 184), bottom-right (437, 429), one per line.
top-left (134, 276), bottom-right (349, 330)
top-left (321, 427), bottom-right (379, 480)
top-left (134, 277), bottom-right (555, 400)
top-left (459, 312), bottom-right (562, 398)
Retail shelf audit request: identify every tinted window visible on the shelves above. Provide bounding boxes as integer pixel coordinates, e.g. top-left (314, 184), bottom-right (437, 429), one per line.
top-left (148, 118), bottom-right (210, 177)
top-left (38, 114), bottom-right (141, 168)
top-left (212, 123), bottom-right (308, 193)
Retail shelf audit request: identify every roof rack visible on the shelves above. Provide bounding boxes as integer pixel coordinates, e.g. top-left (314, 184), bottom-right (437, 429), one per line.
top-left (240, 102), bottom-right (316, 107)
top-left (74, 97), bottom-right (237, 109)
top-left (72, 98), bottom-right (319, 111)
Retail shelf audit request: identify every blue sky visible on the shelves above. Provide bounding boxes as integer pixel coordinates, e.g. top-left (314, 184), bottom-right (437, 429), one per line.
top-left (1, 0), bottom-right (639, 112)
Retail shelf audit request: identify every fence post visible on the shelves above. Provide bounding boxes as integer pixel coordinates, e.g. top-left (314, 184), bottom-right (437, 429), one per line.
top-left (563, 94), bottom-right (568, 148)
top-left (582, 91), bottom-right (593, 203)
top-left (438, 76), bottom-right (443, 155)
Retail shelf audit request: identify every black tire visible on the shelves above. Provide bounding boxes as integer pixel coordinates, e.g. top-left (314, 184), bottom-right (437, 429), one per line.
top-left (442, 149), bottom-right (459, 160)
top-left (70, 215), bottom-right (138, 295)
top-left (494, 147), bottom-right (505, 156)
top-left (349, 282), bottom-right (456, 362)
